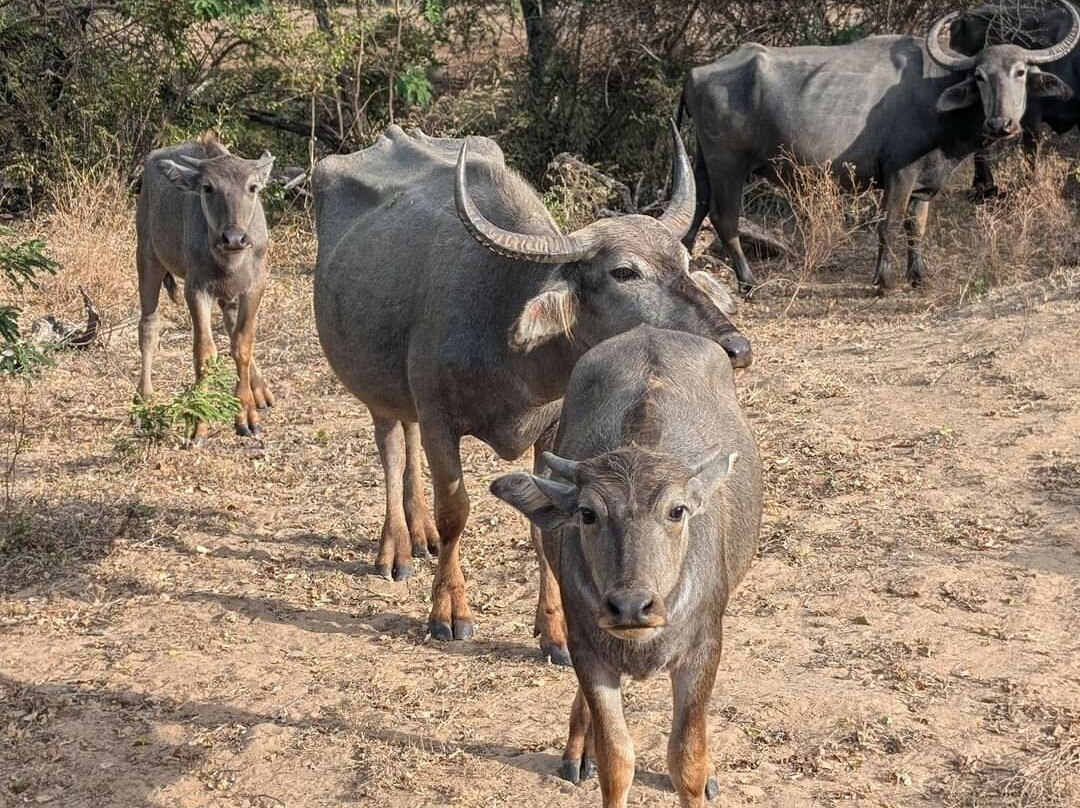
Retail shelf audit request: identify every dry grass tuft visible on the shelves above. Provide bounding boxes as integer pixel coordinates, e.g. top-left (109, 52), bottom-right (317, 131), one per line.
top-left (927, 151), bottom-right (1077, 306)
top-left (25, 168), bottom-right (137, 324)
top-left (1004, 734), bottom-right (1080, 808)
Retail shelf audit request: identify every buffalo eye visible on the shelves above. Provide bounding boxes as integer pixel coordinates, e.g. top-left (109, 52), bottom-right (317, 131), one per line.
top-left (578, 507), bottom-right (597, 525)
top-left (201, 182), bottom-right (214, 195)
top-left (610, 266), bottom-right (641, 282)
top-left (974, 71), bottom-right (987, 83)
top-left (248, 182), bottom-right (259, 194)
top-left (667, 505), bottom-right (687, 522)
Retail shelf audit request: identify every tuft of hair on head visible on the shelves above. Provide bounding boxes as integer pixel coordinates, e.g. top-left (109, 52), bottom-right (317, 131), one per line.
top-left (199, 130), bottom-right (230, 159)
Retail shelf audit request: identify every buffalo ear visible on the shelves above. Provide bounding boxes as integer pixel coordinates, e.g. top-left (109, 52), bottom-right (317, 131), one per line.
top-left (254, 151), bottom-right (276, 185)
top-left (686, 450), bottom-right (739, 515)
top-left (1029, 68), bottom-right (1073, 100)
top-left (490, 472), bottom-right (578, 531)
top-left (690, 270), bottom-right (737, 315)
top-left (159, 159), bottom-right (201, 191)
top-left (935, 77), bottom-right (979, 112)
top-left (513, 281), bottom-right (579, 349)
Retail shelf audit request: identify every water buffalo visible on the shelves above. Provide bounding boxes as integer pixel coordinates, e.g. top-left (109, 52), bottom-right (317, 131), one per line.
top-left (952, 1), bottom-right (1080, 194)
top-left (312, 125), bottom-right (751, 664)
top-left (679, 1), bottom-right (1080, 293)
top-left (136, 132), bottom-right (276, 444)
top-left (491, 325), bottom-right (761, 807)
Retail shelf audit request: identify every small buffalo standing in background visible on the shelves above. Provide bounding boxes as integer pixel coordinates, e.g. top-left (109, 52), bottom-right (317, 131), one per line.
top-left (136, 132), bottom-right (275, 445)
top-left (492, 325), bottom-right (762, 808)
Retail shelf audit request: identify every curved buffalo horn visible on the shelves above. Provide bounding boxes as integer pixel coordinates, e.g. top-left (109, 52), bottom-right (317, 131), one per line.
top-left (542, 451), bottom-right (580, 482)
top-left (656, 119), bottom-right (697, 238)
top-left (1022, 0), bottom-right (1080, 64)
top-left (455, 142), bottom-right (598, 264)
top-left (926, 11), bottom-right (977, 71)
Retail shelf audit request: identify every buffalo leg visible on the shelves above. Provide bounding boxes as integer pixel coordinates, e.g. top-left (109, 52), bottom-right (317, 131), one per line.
top-left (372, 415), bottom-right (415, 581)
top-left (185, 288), bottom-right (217, 446)
top-left (874, 171), bottom-right (916, 292)
top-left (227, 291), bottom-right (263, 437)
top-left (136, 251), bottom-right (167, 401)
top-left (580, 664), bottom-right (634, 808)
top-left (560, 686), bottom-right (597, 783)
top-left (532, 437), bottom-right (570, 666)
top-left (681, 147), bottom-right (712, 253)
top-left (221, 298), bottom-right (274, 412)
top-left (905, 199), bottom-right (931, 287)
top-left (403, 421), bottom-right (439, 560)
top-left (668, 642), bottom-right (723, 807)
top-left (706, 165), bottom-right (757, 294)
top-left (971, 150), bottom-right (997, 197)
top-left (421, 425), bottom-right (474, 640)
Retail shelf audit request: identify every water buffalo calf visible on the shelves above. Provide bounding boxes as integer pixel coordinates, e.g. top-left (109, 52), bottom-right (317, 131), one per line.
top-left (136, 132), bottom-right (275, 444)
top-left (492, 325), bottom-right (762, 808)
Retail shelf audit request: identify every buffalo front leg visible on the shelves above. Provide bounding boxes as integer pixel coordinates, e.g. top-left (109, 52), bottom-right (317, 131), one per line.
top-left (403, 421), bottom-right (439, 560)
top-left (533, 437), bottom-right (570, 666)
top-left (372, 415), bottom-right (415, 581)
top-left (874, 171), bottom-right (916, 293)
top-left (421, 425), bottom-right (474, 640)
top-left (225, 292), bottom-right (264, 437)
top-left (560, 686), bottom-right (597, 783)
top-left (905, 199), bottom-right (931, 287)
top-left (971, 149), bottom-right (998, 198)
top-left (185, 288), bottom-right (217, 447)
top-left (136, 251), bottom-right (166, 401)
top-left (581, 663), bottom-right (634, 808)
top-left (668, 642), bottom-right (723, 807)
top-left (222, 299), bottom-right (274, 411)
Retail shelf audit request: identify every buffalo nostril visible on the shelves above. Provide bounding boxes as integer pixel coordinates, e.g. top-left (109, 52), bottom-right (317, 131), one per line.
top-left (605, 589), bottom-right (656, 624)
top-left (719, 333), bottom-right (752, 369)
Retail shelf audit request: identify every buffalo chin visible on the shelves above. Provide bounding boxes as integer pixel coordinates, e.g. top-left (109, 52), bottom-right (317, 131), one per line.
top-left (602, 625), bottom-right (665, 643)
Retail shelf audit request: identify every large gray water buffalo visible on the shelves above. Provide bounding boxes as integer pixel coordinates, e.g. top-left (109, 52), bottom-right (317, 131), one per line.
top-left (312, 124), bottom-right (751, 664)
top-left (137, 132), bottom-right (276, 444)
top-left (491, 325), bottom-right (761, 808)
top-left (680, 1), bottom-right (1080, 293)
top-left (952, 1), bottom-right (1080, 194)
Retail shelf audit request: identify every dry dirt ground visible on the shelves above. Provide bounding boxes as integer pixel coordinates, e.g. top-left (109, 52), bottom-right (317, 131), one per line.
top-left (1, 234), bottom-right (1079, 808)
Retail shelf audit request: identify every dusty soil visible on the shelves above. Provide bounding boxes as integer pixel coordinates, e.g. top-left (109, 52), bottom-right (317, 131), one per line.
top-left (1, 234), bottom-right (1079, 808)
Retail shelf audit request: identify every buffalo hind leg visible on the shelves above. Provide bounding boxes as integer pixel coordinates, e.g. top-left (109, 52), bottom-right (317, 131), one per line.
top-left (905, 199), bottom-right (931, 287)
top-left (874, 171), bottom-right (916, 293)
top-left (422, 424), bottom-right (474, 640)
top-left (706, 168), bottom-right (757, 295)
top-left (185, 288), bottom-right (217, 447)
top-left (403, 421), bottom-right (439, 560)
top-left (372, 415), bottom-right (415, 581)
top-left (560, 686), bottom-right (598, 783)
top-left (533, 434), bottom-right (570, 665)
top-left (669, 642), bottom-right (723, 807)
top-left (681, 147), bottom-right (712, 253)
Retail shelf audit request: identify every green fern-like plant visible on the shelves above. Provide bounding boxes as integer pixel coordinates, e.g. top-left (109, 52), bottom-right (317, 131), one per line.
top-left (128, 356), bottom-right (240, 448)
top-left (0, 226), bottom-right (59, 378)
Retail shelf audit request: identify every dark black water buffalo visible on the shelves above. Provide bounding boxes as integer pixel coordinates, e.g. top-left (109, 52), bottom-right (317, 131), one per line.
top-left (952, 1), bottom-right (1080, 194)
top-left (680, 1), bottom-right (1080, 293)
top-left (491, 325), bottom-right (761, 807)
top-left (312, 125), bottom-right (751, 664)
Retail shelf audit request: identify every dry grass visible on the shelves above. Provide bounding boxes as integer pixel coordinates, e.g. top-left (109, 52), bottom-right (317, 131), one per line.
top-left (1004, 734), bottom-right (1080, 808)
top-left (927, 151), bottom-right (1077, 305)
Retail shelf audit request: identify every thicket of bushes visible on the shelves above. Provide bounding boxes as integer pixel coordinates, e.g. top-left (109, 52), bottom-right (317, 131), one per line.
top-left (1, 0), bottom-right (959, 203)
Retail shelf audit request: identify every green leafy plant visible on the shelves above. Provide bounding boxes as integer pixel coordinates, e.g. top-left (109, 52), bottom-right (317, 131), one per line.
top-left (0, 226), bottom-right (59, 378)
top-left (125, 357), bottom-right (240, 451)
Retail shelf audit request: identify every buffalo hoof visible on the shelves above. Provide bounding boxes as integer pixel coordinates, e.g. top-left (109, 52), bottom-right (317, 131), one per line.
top-left (250, 423), bottom-right (262, 437)
top-left (541, 643), bottom-right (572, 667)
top-left (410, 542), bottom-right (432, 561)
top-left (373, 564), bottom-right (393, 580)
top-left (428, 619), bottom-right (454, 641)
top-left (186, 435), bottom-right (207, 450)
top-left (236, 424), bottom-right (252, 437)
top-left (452, 619), bottom-right (475, 640)
top-left (392, 565), bottom-right (414, 582)
top-left (706, 776), bottom-right (720, 801)
top-left (558, 759), bottom-right (582, 784)
top-left (580, 758), bottom-right (596, 780)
